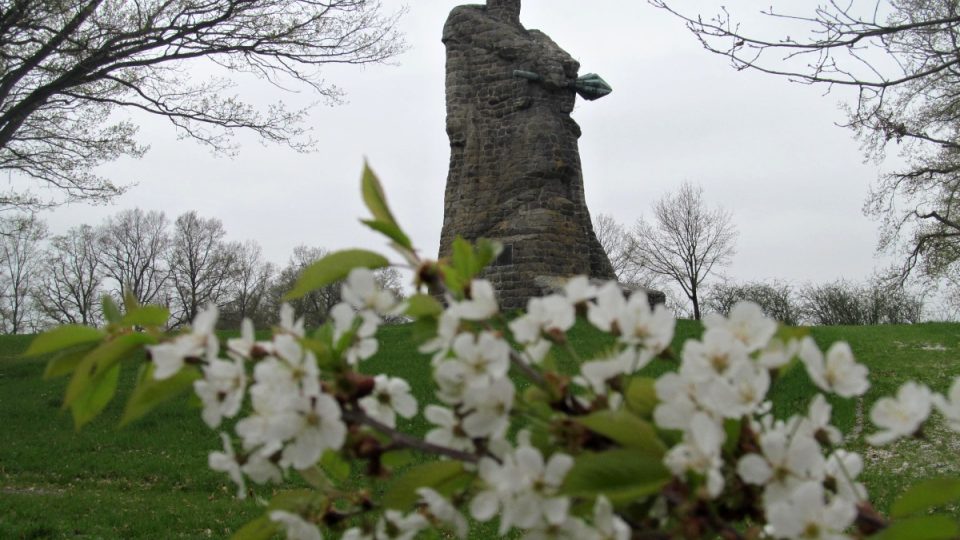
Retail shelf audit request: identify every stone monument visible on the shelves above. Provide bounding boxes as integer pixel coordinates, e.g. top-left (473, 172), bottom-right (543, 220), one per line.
top-left (439, 0), bottom-right (623, 309)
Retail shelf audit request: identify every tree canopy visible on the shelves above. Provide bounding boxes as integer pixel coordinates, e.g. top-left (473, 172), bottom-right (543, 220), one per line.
top-left (0, 0), bottom-right (404, 208)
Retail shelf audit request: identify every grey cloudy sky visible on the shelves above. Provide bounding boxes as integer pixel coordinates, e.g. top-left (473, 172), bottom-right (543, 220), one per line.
top-left (40, 1), bottom-right (896, 287)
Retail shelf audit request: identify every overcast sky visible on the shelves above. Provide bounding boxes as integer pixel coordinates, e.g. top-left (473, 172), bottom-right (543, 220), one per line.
top-left (39, 1), bottom-right (898, 290)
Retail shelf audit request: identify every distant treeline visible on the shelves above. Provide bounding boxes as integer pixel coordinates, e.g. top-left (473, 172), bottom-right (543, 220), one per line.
top-left (0, 210), bottom-right (402, 334)
top-left (703, 279), bottom-right (924, 326)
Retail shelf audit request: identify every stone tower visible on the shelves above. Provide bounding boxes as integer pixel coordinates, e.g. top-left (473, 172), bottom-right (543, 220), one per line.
top-left (439, 0), bottom-right (616, 309)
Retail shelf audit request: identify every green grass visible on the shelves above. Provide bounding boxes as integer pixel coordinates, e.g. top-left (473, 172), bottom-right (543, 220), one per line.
top-left (1, 321), bottom-right (959, 538)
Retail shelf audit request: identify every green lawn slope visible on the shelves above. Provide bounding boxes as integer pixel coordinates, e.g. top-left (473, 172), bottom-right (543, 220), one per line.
top-left (1, 321), bottom-right (958, 538)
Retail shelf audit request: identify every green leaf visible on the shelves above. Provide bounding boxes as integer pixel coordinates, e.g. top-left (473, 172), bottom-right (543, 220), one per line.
top-left (381, 449), bottom-right (415, 469)
top-left (405, 294), bottom-right (443, 318)
top-left (574, 409), bottom-right (666, 457)
top-left (892, 478), bottom-right (960, 518)
top-left (119, 363), bottom-right (201, 427)
top-left (320, 450), bottom-right (350, 483)
top-left (64, 332), bottom-right (154, 408)
top-left (871, 515), bottom-right (960, 540)
top-left (624, 377), bottom-right (657, 418)
top-left (268, 489), bottom-right (322, 512)
top-left (121, 305), bottom-right (169, 328)
top-left (561, 449), bottom-right (670, 505)
top-left (26, 325), bottom-right (104, 357)
top-left (361, 219), bottom-right (413, 252)
top-left (43, 345), bottom-right (98, 379)
top-left (451, 237), bottom-right (477, 280)
top-left (284, 249), bottom-right (390, 301)
top-left (439, 261), bottom-right (467, 297)
top-left (102, 295), bottom-right (123, 324)
top-left (383, 460), bottom-right (467, 510)
top-left (300, 338), bottom-right (335, 371)
top-left (362, 162), bottom-right (400, 228)
top-left (70, 362), bottom-right (121, 429)
top-left (230, 515), bottom-right (280, 540)
top-left (474, 238), bottom-right (503, 269)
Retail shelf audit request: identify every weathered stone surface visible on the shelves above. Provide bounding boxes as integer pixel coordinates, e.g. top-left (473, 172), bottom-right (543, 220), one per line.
top-left (439, 0), bottom-right (617, 309)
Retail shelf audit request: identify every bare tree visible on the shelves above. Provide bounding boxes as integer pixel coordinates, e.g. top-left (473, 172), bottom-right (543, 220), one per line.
top-left (268, 245), bottom-right (340, 328)
top-left (651, 1), bottom-right (960, 292)
top-left (168, 211), bottom-right (236, 326)
top-left (632, 182), bottom-right (737, 320)
top-left (220, 240), bottom-right (274, 328)
top-left (705, 280), bottom-right (800, 326)
top-left (98, 208), bottom-right (170, 307)
top-left (0, 0), bottom-right (404, 209)
top-left (594, 213), bottom-right (636, 281)
top-left (0, 214), bottom-right (47, 332)
top-left (33, 224), bottom-right (102, 326)
top-left (594, 213), bottom-right (665, 288)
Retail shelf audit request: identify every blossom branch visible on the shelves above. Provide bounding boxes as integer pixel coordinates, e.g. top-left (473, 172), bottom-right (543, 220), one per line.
top-left (509, 348), bottom-right (547, 387)
top-left (342, 407), bottom-right (480, 464)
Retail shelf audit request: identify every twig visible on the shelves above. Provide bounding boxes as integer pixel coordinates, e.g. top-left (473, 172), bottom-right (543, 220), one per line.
top-left (342, 408), bottom-right (480, 463)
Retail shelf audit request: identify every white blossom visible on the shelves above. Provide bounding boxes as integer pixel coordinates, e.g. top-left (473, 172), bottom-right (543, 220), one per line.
top-left (681, 328), bottom-right (750, 381)
top-left (452, 279), bottom-right (499, 320)
top-left (451, 331), bottom-right (510, 388)
top-left (194, 356), bottom-right (246, 428)
top-left (434, 359), bottom-right (469, 405)
top-left (424, 405), bottom-right (475, 453)
top-left (419, 311), bottom-right (460, 364)
top-left (375, 510), bottom-right (429, 540)
top-left (703, 301), bottom-right (777, 353)
top-left (278, 303), bottom-right (305, 338)
top-left (563, 276), bottom-right (597, 305)
top-left (226, 318), bottom-right (257, 360)
top-left (462, 378), bottom-right (515, 439)
top-left (586, 282), bottom-right (625, 333)
top-left (269, 510), bottom-right (322, 540)
top-left (417, 487), bottom-right (469, 539)
top-left (799, 339), bottom-right (869, 398)
top-left (806, 394), bottom-right (842, 446)
top-left (331, 302), bottom-right (380, 365)
top-left (652, 372), bottom-right (700, 431)
top-left (358, 375), bottom-right (417, 428)
top-left (825, 450), bottom-right (867, 502)
top-left (342, 267), bottom-right (397, 315)
top-left (575, 349), bottom-right (634, 396)
top-left (510, 295), bottom-right (575, 345)
top-left (765, 482), bottom-right (856, 540)
top-left (867, 381), bottom-right (933, 445)
top-left (757, 338), bottom-right (800, 369)
top-left (706, 358), bottom-right (770, 418)
top-left (209, 433), bottom-right (246, 499)
top-left (663, 413), bottom-right (726, 497)
top-left (470, 445), bottom-right (574, 534)
top-left (737, 426), bottom-right (825, 504)
top-left (241, 452), bottom-right (282, 486)
top-left (148, 304), bottom-right (219, 380)
top-left (616, 292), bottom-right (674, 354)
top-left (280, 392), bottom-right (348, 470)
top-left (933, 376), bottom-right (960, 432)
top-left (340, 528), bottom-right (371, 540)
top-left (592, 496), bottom-right (630, 540)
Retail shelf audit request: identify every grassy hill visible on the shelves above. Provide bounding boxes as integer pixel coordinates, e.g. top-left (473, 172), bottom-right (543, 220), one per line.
top-left (1, 321), bottom-right (958, 538)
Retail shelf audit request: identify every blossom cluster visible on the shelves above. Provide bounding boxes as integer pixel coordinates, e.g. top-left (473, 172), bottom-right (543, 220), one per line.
top-left (139, 261), bottom-right (960, 540)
